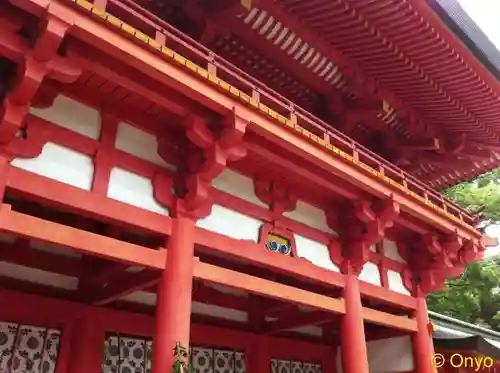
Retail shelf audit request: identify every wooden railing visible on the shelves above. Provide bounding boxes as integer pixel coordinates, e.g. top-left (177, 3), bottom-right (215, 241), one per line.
top-left (68, 0), bottom-right (476, 228)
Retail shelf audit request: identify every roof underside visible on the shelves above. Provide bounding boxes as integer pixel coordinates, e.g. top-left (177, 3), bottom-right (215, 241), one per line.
top-left (134, 0), bottom-right (500, 190)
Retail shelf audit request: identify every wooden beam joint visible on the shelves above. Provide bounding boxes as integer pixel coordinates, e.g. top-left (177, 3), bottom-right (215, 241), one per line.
top-left (0, 15), bottom-right (81, 145)
top-left (254, 176), bottom-right (296, 220)
top-left (401, 232), bottom-right (485, 294)
top-left (170, 111), bottom-right (247, 217)
top-left (328, 198), bottom-right (399, 274)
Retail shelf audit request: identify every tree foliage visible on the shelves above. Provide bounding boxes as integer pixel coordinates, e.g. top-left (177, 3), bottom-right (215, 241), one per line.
top-left (427, 259), bottom-right (500, 330)
top-left (443, 168), bottom-right (500, 228)
top-left (427, 169), bottom-right (500, 330)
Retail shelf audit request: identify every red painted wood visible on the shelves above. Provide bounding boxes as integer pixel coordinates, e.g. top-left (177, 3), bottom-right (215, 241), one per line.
top-left (153, 216), bottom-right (196, 372)
top-left (339, 267), bottom-right (369, 373)
top-left (54, 321), bottom-right (74, 373)
top-left (0, 288), bottom-right (334, 372)
top-left (66, 317), bottom-right (105, 373)
top-left (0, 6), bottom-right (486, 370)
top-left (91, 114), bottom-right (118, 195)
top-left (412, 296), bottom-right (434, 373)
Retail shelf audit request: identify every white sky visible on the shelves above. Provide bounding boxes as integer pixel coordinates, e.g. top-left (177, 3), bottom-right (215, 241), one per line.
top-left (458, 0), bottom-right (500, 49)
top-left (456, 1), bottom-right (500, 258)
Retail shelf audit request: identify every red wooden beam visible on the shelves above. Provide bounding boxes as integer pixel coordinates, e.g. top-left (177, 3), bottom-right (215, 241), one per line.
top-left (66, 42), bottom-right (208, 118)
top-left (87, 262), bottom-right (130, 286)
top-left (0, 275), bottom-right (76, 300)
top-left (88, 269), bottom-right (161, 306)
top-left (263, 303), bottom-right (297, 320)
top-left (7, 168), bottom-right (173, 236)
top-left (146, 283), bottom-right (250, 312)
top-left (0, 204), bottom-right (167, 269)
top-left (0, 239), bottom-right (83, 277)
top-left (192, 284), bottom-right (249, 311)
top-left (247, 142), bottom-right (362, 200)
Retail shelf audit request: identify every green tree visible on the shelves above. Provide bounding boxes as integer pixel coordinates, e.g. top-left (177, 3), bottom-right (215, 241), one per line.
top-left (427, 169), bottom-right (500, 330)
top-left (427, 259), bottom-right (500, 330)
top-left (443, 168), bottom-right (500, 228)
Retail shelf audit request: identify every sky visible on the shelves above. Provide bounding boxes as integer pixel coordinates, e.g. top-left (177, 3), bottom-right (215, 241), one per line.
top-left (458, 0), bottom-right (500, 50)
top-left (457, 0), bottom-right (500, 258)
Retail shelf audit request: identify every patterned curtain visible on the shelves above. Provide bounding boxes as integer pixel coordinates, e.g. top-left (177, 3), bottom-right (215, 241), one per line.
top-left (271, 360), bottom-right (322, 373)
top-left (0, 321), bottom-right (61, 373)
top-left (102, 334), bottom-right (246, 373)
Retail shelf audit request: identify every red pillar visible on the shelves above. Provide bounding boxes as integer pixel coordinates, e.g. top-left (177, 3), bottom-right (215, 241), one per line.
top-left (0, 155), bottom-right (9, 201)
top-left (248, 335), bottom-right (270, 373)
top-left (340, 266), bottom-right (369, 373)
top-left (54, 321), bottom-right (74, 373)
top-left (412, 295), bottom-right (436, 373)
top-left (152, 215), bottom-right (196, 373)
top-left (66, 316), bottom-right (105, 373)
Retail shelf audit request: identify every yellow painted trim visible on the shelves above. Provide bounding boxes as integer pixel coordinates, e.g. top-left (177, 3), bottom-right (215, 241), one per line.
top-left (72, 0), bottom-right (474, 230)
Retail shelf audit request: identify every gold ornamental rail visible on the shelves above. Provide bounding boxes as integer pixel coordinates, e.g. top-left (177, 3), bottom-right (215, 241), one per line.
top-left (68, 0), bottom-right (476, 229)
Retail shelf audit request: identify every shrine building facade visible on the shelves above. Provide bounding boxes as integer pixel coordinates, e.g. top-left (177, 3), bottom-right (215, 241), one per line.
top-left (0, 1), bottom-right (499, 373)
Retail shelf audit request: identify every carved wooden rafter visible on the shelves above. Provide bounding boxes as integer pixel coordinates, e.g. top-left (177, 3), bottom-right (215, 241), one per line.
top-left (0, 15), bottom-right (81, 147)
top-left (191, 0), bottom-right (251, 18)
top-left (179, 0), bottom-right (252, 44)
top-left (328, 198), bottom-right (400, 274)
top-left (400, 232), bottom-right (485, 294)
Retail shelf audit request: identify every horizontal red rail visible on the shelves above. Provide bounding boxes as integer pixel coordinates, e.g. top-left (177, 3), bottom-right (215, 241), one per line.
top-left (67, 0), bottom-right (476, 227)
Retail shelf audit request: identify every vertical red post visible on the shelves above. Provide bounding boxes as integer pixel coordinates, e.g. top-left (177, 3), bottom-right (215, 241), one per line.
top-left (54, 321), bottom-right (75, 373)
top-left (247, 335), bottom-right (270, 373)
top-left (340, 266), bottom-right (369, 373)
top-left (66, 316), bottom-right (106, 373)
top-left (0, 155), bottom-right (9, 201)
top-left (152, 215), bottom-right (196, 373)
top-left (412, 295), bottom-right (436, 373)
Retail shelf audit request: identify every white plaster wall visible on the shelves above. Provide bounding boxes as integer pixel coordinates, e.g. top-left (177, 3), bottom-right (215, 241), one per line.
top-left (285, 201), bottom-right (335, 234)
top-left (336, 336), bottom-right (414, 373)
top-left (212, 169), bottom-right (268, 207)
top-left (11, 142), bottom-right (94, 190)
top-left (122, 292), bottom-right (249, 322)
top-left (359, 262), bottom-right (381, 286)
top-left (122, 291), bottom-right (323, 338)
top-left (290, 325), bottom-right (323, 337)
top-left (293, 234), bottom-right (340, 272)
top-left (208, 284), bottom-right (248, 297)
top-left (387, 270), bottom-right (411, 295)
top-left (30, 95), bottom-right (101, 139)
top-left (0, 261), bottom-right (78, 290)
top-left (107, 167), bottom-right (169, 215)
top-left (191, 302), bottom-right (248, 323)
top-left (122, 291), bottom-right (156, 306)
top-left (383, 239), bottom-right (406, 263)
top-left (115, 123), bottom-right (174, 170)
top-left (196, 205), bottom-right (262, 242)
top-left (30, 240), bottom-right (81, 259)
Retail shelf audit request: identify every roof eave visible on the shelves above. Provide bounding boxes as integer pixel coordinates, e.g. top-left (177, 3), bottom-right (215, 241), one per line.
top-left (430, 0), bottom-right (500, 80)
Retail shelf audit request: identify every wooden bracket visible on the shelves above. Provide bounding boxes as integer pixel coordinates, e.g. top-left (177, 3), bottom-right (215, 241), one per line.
top-left (174, 110), bottom-right (248, 217)
top-left (402, 232), bottom-right (484, 294)
top-left (254, 176), bottom-right (297, 224)
top-left (333, 197), bottom-right (399, 274)
top-left (0, 15), bottom-right (81, 146)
